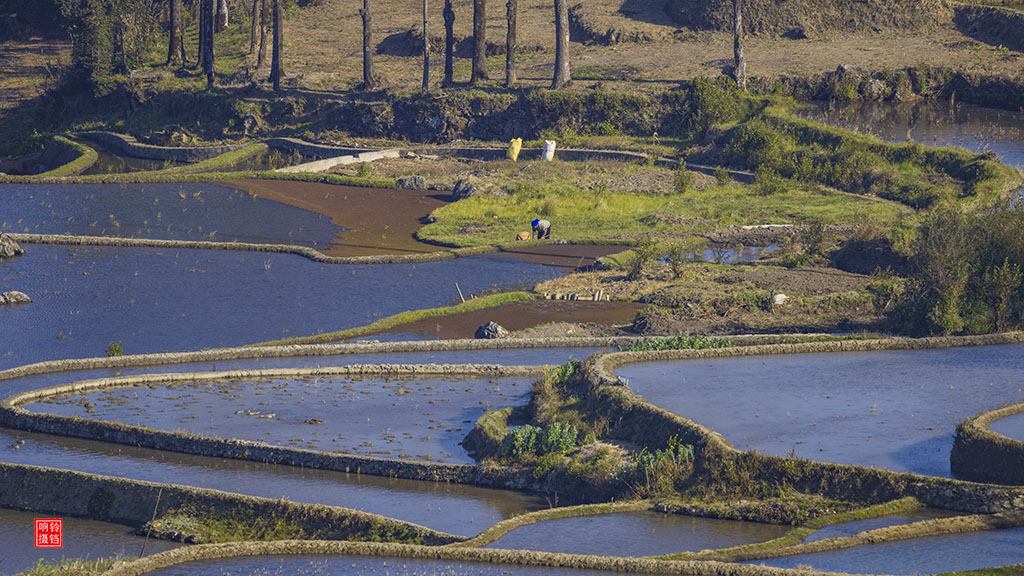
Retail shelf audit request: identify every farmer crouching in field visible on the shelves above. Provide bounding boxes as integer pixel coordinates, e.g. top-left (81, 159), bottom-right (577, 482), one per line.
top-left (532, 219), bottom-right (551, 240)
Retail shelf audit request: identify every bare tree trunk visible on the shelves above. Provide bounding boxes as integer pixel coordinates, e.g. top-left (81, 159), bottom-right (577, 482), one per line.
top-left (360, 0), bottom-right (376, 89)
top-left (197, 0), bottom-right (207, 69)
top-left (270, 0), bottom-right (284, 90)
top-left (203, 0), bottom-right (215, 88)
top-left (733, 0), bottom-right (746, 89)
top-left (552, 0), bottom-right (570, 89)
top-left (422, 0), bottom-right (430, 91)
top-left (470, 0), bottom-right (487, 84)
top-left (216, 0), bottom-right (229, 32)
top-left (250, 0), bottom-right (260, 54)
top-left (167, 0), bottom-right (183, 66)
top-left (443, 0), bottom-right (455, 86)
top-left (257, 0), bottom-right (268, 67)
top-left (505, 0), bottom-right (516, 87)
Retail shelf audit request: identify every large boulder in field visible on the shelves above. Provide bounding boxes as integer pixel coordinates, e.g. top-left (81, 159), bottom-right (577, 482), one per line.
top-left (398, 175), bottom-right (427, 190)
top-left (0, 291), bottom-right (31, 306)
top-left (475, 321), bottom-right (509, 339)
top-left (451, 177), bottom-right (482, 201)
top-left (0, 234), bottom-right (25, 261)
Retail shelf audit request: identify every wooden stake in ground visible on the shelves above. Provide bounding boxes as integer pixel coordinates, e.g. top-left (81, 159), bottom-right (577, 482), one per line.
top-left (733, 0), bottom-right (746, 89)
top-left (270, 0), bottom-right (284, 90)
top-left (422, 0), bottom-right (430, 91)
top-left (203, 0), bottom-right (215, 88)
top-left (361, 0), bottom-right (376, 89)
top-left (471, 0), bottom-right (487, 84)
top-left (552, 0), bottom-right (570, 89)
top-left (216, 0), bottom-right (229, 32)
top-left (443, 0), bottom-right (455, 86)
top-left (167, 0), bottom-right (186, 66)
top-left (505, 0), bottom-right (517, 88)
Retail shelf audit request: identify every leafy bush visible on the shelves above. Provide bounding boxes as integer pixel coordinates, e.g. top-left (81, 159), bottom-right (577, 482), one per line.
top-left (626, 236), bottom-right (660, 281)
top-left (618, 333), bottom-right (731, 352)
top-left (714, 165), bottom-right (730, 186)
top-left (684, 77), bottom-right (743, 136)
top-left (616, 436), bottom-right (694, 497)
top-left (665, 244), bottom-right (687, 279)
top-left (500, 421), bottom-right (580, 460)
top-left (106, 342), bottom-right (124, 357)
top-left (755, 165), bottom-right (787, 195)
top-left (673, 168), bottom-right (695, 194)
top-left (723, 120), bottom-right (786, 172)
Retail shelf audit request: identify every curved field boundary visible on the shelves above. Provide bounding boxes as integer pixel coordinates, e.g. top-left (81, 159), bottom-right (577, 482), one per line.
top-left (0, 336), bottom-right (638, 382)
top-left (100, 539), bottom-right (844, 576)
top-left (80, 132), bottom-right (246, 162)
top-left (582, 332), bottom-right (1024, 513)
top-left (0, 462), bottom-right (459, 546)
top-left (952, 402), bottom-right (1024, 485)
top-left (35, 136), bottom-right (99, 178)
top-left (0, 364), bottom-right (558, 489)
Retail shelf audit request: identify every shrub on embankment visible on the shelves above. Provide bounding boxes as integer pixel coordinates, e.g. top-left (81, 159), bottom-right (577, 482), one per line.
top-left (952, 403), bottom-right (1024, 486)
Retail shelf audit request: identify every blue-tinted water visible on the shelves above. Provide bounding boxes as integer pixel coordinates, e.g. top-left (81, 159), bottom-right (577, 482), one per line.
top-left (484, 512), bottom-right (788, 557)
top-left (0, 245), bottom-right (563, 369)
top-left (745, 526), bottom-right (1024, 574)
top-left (618, 344), bottom-right (1024, 477)
top-left (990, 411), bottom-right (1024, 443)
top-left (0, 183), bottom-right (341, 247)
top-left (803, 508), bottom-right (960, 543)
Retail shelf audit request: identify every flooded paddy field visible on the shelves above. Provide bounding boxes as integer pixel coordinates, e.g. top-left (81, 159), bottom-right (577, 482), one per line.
top-left (802, 508), bottom-right (961, 543)
top-left (989, 411), bottom-right (1024, 442)
top-left (0, 245), bottom-right (563, 369)
top-left (0, 507), bottom-right (179, 575)
top-left (2, 183), bottom-right (340, 247)
top-left (0, 427), bottom-right (545, 536)
top-left (146, 555), bottom-right (631, 576)
top-left (29, 375), bottom-right (534, 463)
top-left (744, 526), bottom-right (1024, 574)
top-left (618, 344), bottom-right (1024, 477)
top-left (483, 512), bottom-right (788, 557)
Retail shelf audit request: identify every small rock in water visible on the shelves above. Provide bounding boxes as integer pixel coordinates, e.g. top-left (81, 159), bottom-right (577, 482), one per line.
top-left (0, 233), bottom-right (25, 261)
top-left (398, 175), bottom-right (427, 190)
top-left (475, 321), bottom-right (509, 339)
top-left (0, 291), bottom-right (31, 306)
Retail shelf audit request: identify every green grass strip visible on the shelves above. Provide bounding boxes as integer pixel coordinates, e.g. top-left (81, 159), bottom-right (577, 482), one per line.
top-left (2, 165), bottom-right (397, 189)
top-left (450, 500), bottom-right (651, 548)
top-left (35, 136), bottom-right (99, 178)
top-left (156, 142), bottom-right (269, 175)
top-left (250, 291), bottom-right (539, 347)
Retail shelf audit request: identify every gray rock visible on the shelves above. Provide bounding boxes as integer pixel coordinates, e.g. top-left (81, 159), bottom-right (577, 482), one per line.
top-left (0, 233), bottom-right (25, 261)
top-left (398, 175), bottom-right (427, 190)
top-left (862, 78), bottom-right (886, 101)
top-left (0, 291), bottom-right (31, 305)
top-left (474, 321), bottom-right (509, 339)
top-left (451, 177), bottom-right (481, 201)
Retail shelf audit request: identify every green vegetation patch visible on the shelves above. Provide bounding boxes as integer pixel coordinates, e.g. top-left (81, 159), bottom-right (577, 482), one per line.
top-left (35, 136), bottom-right (98, 178)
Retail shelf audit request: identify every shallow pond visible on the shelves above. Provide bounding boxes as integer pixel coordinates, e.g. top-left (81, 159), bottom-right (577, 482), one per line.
top-left (147, 555), bottom-right (627, 576)
top-left (803, 508), bottom-right (960, 543)
top-left (744, 526), bottom-right (1024, 574)
top-left (617, 344), bottom-right (1024, 477)
top-left (1, 183), bottom-right (340, 247)
top-left (77, 141), bottom-right (185, 175)
top-left (0, 245), bottom-right (563, 369)
top-left (483, 511), bottom-right (788, 557)
top-left (0, 507), bottom-right (179, 575)
top-left (30, 375), bottom-right (533, 464)
top-left (989, 411), bottom-right (1024, 442)
top-left (0, 427), bottom-right (545, 537)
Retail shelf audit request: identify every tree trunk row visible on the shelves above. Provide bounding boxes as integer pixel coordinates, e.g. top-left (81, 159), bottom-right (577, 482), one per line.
top-left (270, 0), bottom-right (284, 90)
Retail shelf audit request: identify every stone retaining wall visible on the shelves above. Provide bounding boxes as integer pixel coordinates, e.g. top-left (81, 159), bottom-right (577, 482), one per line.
top-left (0, 463), bottom-right (458, 545)
top-left (585, 333), bottom-right (1024, 513)
top-left (80, 132), bottom-right (245, 162)
top-left (263, 137), bottom-right (374, 158)
top-left (952, 402), bottom-right (1024, 485)
top-left (0, 365), bottom-right (559, 492)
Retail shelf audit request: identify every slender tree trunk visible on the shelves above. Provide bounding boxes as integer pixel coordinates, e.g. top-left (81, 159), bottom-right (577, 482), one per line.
top-left (197, 0), bottom-right (206, 69)
top-left (505, 0), bottom-right (516, 88)
top-left (167, 0), bottom-right (182, 66)
top-left (360, 0), bottom-right (375, 89)
top-left (470, 0), bottom-right (487, 84)
top-left (216, 0), bottom-right (229, 32)
top-left (733, 0), bottom-right (746, 89)
top-left (442, 0), bottom-right (455, 86)
top-left (203, 0), bottom-right (215, 88)
top-left (552, 0), bottom-right (570, 89)
top-left (422, 0), bottom-right (430, 91)
top-left (257, 0), bottom-right (268, 68)
top-left (250, 0), bottom-right (260, 54)
top-left (270, 0), bottom-right (284, 90)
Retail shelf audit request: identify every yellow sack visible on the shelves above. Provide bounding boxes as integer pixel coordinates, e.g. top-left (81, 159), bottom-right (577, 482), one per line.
top-left (507, 138), bottom-right (523, 162)
top-left (516, 231), bottom-right (531, 241)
